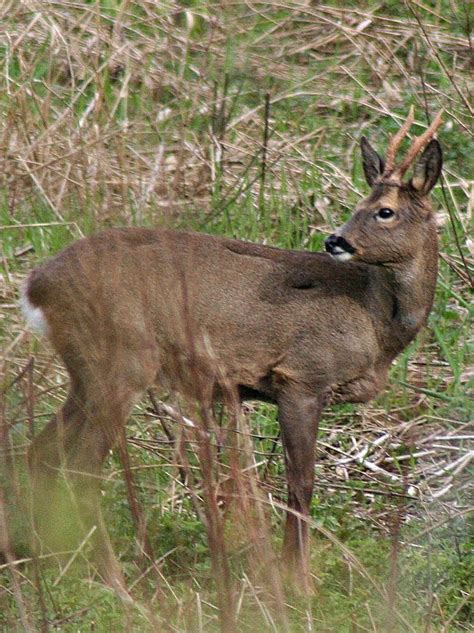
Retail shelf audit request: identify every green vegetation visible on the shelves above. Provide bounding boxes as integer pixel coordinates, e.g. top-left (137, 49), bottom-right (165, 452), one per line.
top-left (0, 1), bottom-right (472, 631)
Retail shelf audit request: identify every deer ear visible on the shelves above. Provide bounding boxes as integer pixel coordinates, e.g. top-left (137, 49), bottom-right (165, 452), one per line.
top-left (409, 139), bottom-right (442, 195)
top-left (360, 136), bottom-right (385, 187)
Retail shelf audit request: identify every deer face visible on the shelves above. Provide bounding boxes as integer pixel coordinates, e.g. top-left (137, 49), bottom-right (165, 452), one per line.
top-left (325, 137), bottom-right (442, 265)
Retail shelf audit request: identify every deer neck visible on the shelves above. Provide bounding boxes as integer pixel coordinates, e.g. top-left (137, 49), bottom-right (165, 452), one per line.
top-left (376, 224), bottom-right (438, 350)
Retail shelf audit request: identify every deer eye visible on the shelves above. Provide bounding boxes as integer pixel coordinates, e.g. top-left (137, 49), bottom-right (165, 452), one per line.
top-left (376, 207), bottom-right (395, 220)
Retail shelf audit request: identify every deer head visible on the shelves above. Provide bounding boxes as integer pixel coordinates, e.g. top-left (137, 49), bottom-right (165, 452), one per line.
top-left (325, 109), bottom-right (443, 265)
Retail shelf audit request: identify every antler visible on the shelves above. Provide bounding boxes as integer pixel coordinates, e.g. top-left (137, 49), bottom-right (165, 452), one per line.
top-left (381, 107), bottom-right (443, 179)
top-left (395, 109), bottom-right (443, 176)
top-left (383, 106), bottom-right (415, 175)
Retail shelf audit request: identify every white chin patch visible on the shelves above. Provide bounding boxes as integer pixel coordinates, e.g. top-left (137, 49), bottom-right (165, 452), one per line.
top-left (331, 250), bottom-right (354, 262)
top-left (19, 285), bottom-right (49, 336)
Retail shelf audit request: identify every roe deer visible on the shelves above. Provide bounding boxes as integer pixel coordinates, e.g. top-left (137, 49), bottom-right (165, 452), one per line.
top-left (21, 109), bottom-right (443, 592)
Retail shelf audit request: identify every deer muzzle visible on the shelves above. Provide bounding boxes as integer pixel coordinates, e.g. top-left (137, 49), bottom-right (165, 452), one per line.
top-left (325, 234), bottom-right (356, 262)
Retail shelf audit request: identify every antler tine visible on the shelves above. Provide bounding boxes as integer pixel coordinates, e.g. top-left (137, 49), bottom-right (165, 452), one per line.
top-left (383, 106), bottom-right (415, 175)
top-left (396, 109), bottom-right (444, 176)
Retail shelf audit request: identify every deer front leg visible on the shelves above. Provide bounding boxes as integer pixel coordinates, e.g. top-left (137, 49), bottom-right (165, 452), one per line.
top-left (277, 388), bottom-right (323, 592)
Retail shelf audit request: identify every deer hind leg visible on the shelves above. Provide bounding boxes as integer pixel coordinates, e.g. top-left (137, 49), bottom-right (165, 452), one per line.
top-left (277, 388), bottom-right (323, 594)
top-left (66, 384), bottom-right (139, 593)
top-left (28, 366), bottom-right (146, 592)
top-left (28, 381), bottom-right (89, 551)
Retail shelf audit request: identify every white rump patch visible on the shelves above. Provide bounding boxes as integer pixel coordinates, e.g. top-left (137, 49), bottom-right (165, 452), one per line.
top-left (19, 284), bottom-right (49, 337)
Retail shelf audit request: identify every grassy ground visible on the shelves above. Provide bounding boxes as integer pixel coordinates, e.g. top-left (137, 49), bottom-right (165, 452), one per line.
top-left (0, 1), bottom-right (472, 631)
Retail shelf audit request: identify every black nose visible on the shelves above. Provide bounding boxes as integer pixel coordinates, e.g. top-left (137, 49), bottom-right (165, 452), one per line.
top-left (325, 234), bottom-right (339, 253)
top-left (325, 234), bottom-right (355, 254)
